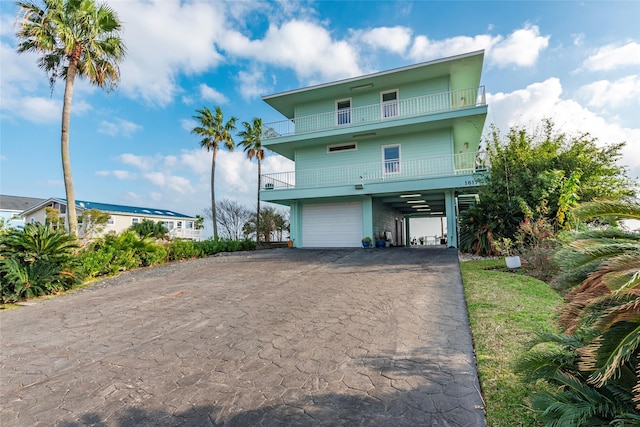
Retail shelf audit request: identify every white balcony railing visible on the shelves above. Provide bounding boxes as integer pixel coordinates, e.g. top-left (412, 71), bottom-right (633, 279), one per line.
top-left (263, 86), bottom-right (486, 139)
top-left (262, 151), bottom-right (489, 191)
top-left (169, 228), bottom-right (201, 240)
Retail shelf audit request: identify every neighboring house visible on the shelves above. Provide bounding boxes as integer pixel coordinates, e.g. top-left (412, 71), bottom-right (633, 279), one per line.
top-left (260, 50), bottom-right (489, 248)
top-left (20, 198), bottom-right (201, 240)
top-left (0, 195), bottom-right (47, 229)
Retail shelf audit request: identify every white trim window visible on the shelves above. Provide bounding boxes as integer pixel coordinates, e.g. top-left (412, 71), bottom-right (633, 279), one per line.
top-left (336, 98), bottom-right (351, 125)
top-left (131, 217), bottom-right (140, 225)
top-left (383, 144), bottom-right (401, 174)
top-left (107, 216), bottom-right (115, 226)
top-left (381, 89), bottom-right (399, 118)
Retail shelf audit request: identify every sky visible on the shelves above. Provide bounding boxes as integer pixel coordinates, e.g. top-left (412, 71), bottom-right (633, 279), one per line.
top-left (1, 0), bottom-right (639, 238)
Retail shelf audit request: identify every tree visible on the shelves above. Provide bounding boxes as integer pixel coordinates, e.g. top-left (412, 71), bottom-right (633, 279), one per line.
top-left (129, 219), bottom-right (168, 240)
top-left (238, 117), bottom-right (266, 243)
top-left (204, 198), bottom-right (251, 240)
top-left (460, 120), bottom-right (636, 255)
top-left (243, 207), bottom-right (288, 242)
top-left (191, 106), bottom-right (237, 238)
top-left (78, 208), bottom-right (110, 242)
top-left (16, 0), bottom-right (126, 237)
top-left (521, 199), bottom-right (640, 424)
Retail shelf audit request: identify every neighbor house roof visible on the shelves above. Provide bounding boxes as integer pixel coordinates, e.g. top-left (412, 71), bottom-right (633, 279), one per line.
top-left (0, 195), bottom-right (47, 212)
top-left (20, 198), bottom-right (195, 219)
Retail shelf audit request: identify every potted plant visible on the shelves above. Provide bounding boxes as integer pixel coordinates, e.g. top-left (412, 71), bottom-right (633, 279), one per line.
top-left (419, 236), bottom-right (425, 245)
top-left (375, 233), bottom-right (386, 248)
top-left (361, 236), bottom-right (372, 248)
top-left (495, 237), bottom-right (521, 269)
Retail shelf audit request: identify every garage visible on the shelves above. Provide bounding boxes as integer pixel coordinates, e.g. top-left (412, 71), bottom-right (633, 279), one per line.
top-left (302, 202), bottom-right (363, 247)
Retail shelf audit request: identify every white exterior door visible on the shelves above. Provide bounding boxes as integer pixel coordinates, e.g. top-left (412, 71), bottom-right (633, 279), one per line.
top-left (302, 202), bottom-right (363, 247)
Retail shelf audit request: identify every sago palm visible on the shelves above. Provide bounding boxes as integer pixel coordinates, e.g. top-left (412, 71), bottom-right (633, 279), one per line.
top-left (16, 0), bottom-right (126, 236)
top-left (191, 106), bottom-right (237, 238)
top-left (238, 117), bottom-right (266, 243)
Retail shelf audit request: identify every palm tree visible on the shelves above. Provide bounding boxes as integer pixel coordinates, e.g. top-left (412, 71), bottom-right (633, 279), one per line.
top-left (191, 106), bottom-right (237, 238)
top-left (16, 0), bottom-right (126, 237)
top-left (238, 117), bottom-right (265, 243)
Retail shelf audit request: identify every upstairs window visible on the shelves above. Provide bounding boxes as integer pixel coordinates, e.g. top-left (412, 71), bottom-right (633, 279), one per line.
top-left (381, 90), bottom-right (398, 118)
top-left (131, 217), bottom-right (139, 225)
top-left (336, 99), bottom-right (351, 125)
top-left (383, 144), bottom-right (401, 174)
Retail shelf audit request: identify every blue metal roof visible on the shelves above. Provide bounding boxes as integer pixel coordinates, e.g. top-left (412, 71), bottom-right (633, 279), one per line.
top-left (69, 199), bottom-right (195, 219)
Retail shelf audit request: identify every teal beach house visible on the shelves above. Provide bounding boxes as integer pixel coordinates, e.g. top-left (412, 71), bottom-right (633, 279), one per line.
top-left (261, 50), bottom-right (489, 248)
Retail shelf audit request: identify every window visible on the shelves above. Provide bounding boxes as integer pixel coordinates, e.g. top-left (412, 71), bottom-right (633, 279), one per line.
top-left (327, 142), bottom-right (357, 153)
top-left (163, 221), bottom-right (174, 230)
top-left (336, 99), bottom-right (351, 125)
top-left (131, 217), bottom-right (139, 225)
top-left (381, 90), bottom-right (398, 118)
top-left (107, 216), bottom-right (115, 226)
top-left (383, 145), bottom-right (401, 174)
top-left (185, 221), bottom-right (194, 229)
top-left (177, 221), bottom-right (183, 229)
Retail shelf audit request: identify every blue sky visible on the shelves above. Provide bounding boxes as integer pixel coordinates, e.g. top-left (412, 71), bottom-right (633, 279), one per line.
top-left (1, 0), bottom-right (639, 236)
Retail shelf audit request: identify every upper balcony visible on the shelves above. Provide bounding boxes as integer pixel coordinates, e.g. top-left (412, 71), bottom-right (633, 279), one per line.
top-left (261, 151), bottom-right (490, 192)
top-left (262, 86), bottom-right (486, 141)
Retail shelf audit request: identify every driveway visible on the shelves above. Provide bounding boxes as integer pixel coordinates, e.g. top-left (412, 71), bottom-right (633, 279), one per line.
top-left (0, 247), bottom-right (485, 426)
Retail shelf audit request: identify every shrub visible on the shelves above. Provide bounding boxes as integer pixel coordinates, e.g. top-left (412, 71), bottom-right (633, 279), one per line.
top-left (79, 231), bottom-right (166, 278)
top-left (166, 239), bottom-right (203, 261)
top-left (0, 223), bottom-right (81, 302)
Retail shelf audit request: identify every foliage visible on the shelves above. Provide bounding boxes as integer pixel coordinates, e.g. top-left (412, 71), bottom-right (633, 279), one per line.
top-left (195, 237), bottom-right (256, 256)
top-left (0, 223), bottom-right (80, 302)
top-left (129, 219), bottom-right (168, 240)
top-left (460, 120), bottom-right (635, 255)
top-left (243, 207), bottom-right (289, 242)
top-left (238, 117), bottom-right (266, 243)
top-left (45, 206), bottom-right (65, 229)
top-left (206, 198), bottom-right (252, 240)
top-left (522, 200), bottom-right (640, 425)
top-left (461, 258), bottom-right (564, 426)
top-left (16, 0), bottom-right (126, 236)
top-left (79, 208), bottom-right (110, 241)
top-left (515, 213), bottom-right (559, 281)
top-left (78, 231), bottom-right (166, 278)
top-left (191, 106), bottom-right (238, 238)
top-left (166, 239), bottom-right (203, 262)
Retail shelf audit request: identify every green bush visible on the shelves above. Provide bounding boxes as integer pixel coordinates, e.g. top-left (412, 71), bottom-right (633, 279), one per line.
top-left (166, 239), bottom-right (203, 261)
top-left (194, 238), bottom-right (256, 256)
top-left (79, 231), bottom-right (166, 278)
top-left (0, 223), bottom-right (82, 302)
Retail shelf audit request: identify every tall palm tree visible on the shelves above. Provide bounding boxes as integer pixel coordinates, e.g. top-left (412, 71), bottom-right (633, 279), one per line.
top-left (16, 0), bottom-right (126, 237)
top-left (238, 117), bottom-right (266, 243)
top-left (191, 106), bottom-right (237, 238)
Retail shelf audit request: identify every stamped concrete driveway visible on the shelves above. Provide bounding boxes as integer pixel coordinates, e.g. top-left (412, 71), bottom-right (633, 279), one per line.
top-left (1, 247), bottom-right (485, 426)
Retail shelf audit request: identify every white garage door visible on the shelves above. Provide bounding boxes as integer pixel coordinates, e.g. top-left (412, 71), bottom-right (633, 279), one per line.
top-left (302, 202), bottom-right (363, 248)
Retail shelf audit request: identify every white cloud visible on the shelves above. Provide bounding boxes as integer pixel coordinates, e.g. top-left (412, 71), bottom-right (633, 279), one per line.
top-left (581, 42), bottom-right (640, 71)
top-left (580, 75), bottom-right (640, 109)
top-left (112, 0), bottom-right (226, 106)
top-left (237, 68), bottom-right (268, 100)
top-left (408, 24), bottom-right (549, 68)
top-left (490, 24), bottom-right (549, 67)
top-left (98, 118), bottom-right (142, 137)
top-left (199, 84), bottom-right (229, 104)
top-left (222, 20), bottom-right (362, 83)
top-left (353, 26), bottom-right (413, 55)
top-left (119, 153), bottom-right (156, 170)
top-left (488, 77), bottom-right (640, 178)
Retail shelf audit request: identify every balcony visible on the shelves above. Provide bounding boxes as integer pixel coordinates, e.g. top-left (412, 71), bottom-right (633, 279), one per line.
top-left (262, 86), bottom-right (486, 139)
top-left (262, 151), bottom-right (489, 191)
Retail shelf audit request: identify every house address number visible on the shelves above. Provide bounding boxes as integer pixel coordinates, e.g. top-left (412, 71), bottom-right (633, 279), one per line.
top-left (464, 179), bottom-right (478, 186)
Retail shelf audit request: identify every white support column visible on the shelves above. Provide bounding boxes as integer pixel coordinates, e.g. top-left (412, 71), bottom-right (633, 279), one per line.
top-left (445, 191), bottom-right (458, 248)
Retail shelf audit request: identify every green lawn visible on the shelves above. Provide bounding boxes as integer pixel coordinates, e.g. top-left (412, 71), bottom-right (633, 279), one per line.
top-left (460, 259), bottom-right (564, 427)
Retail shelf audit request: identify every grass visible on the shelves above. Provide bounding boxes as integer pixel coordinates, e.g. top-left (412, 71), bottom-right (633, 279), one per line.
top-left (460, 259), bottom-right (564, 427)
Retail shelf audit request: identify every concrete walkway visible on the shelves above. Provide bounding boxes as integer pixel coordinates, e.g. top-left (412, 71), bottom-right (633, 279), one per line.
top-left (1, 247), bottom-right (485, 426)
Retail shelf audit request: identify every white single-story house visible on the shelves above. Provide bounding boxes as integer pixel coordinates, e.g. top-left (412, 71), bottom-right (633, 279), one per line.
top-left (20, 198), bottom-right (201, 240)
top-left (0, 195), bottom-right (47, 229)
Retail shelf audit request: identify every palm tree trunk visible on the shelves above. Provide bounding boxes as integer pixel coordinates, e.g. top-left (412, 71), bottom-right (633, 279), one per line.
top-left (62, 60), bottom-right (78, 237)
top-left (256, 159), bottom-right (261, 243)
top-left (211, 148), bottom-right (218, 238)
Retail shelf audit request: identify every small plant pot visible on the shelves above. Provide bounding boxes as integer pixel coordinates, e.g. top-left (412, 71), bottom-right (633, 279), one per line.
top-left (505, 255), bottom-right (521, 269)
top-left (362, 241), bottom-right (371, 248)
